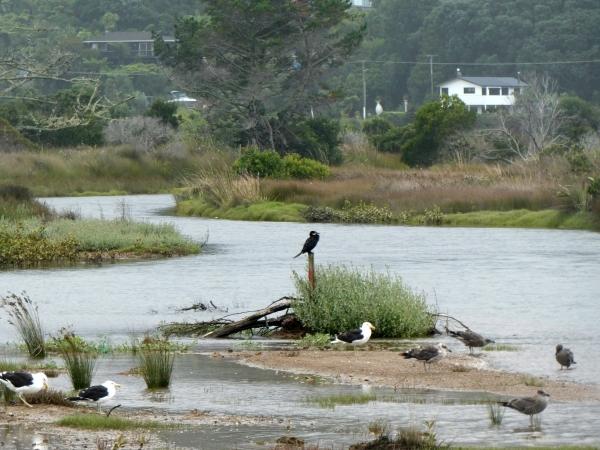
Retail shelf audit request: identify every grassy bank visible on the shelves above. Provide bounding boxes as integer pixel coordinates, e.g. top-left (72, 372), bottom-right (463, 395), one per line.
top-left (0, 147), bottom-right (233, 197)
top-left (175, 198), bottom-right (305, 222)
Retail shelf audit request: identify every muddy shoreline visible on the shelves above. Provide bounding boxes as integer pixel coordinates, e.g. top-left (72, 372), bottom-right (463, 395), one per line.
top-left (226, 349), bottom-right (600, 403)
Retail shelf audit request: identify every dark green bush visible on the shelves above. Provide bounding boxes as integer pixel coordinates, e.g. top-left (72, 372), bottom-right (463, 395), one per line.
top-left (0, 185), bottom-right (33, 202)
top-left (293, 265), bottom-right (433, 338)
top-left (362, 116), bottom-right (392, 139)
top-left (234, 147), bottom-right (284, 177)
top-left (303, 201), bottom-right (393, 224)
top-left (288, 118), bottom-right (342, 165)
top-left (281, 154), bottom-right (330, 179)
top-left (146, 99), bottom-right (180, 128)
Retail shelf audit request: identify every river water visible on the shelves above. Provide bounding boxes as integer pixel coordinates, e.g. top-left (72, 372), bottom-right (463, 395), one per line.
top-left (1, 194), bottom-right (599, 447)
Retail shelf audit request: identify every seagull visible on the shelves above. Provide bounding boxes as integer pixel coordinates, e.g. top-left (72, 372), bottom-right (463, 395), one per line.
top-left (401, 343), bottom-right (451, 370)
top-left (68, 380), bottom-right (121, 412)
top-left (555, 344), bottom-right (576, 369)
top-left (331, 322), bottom-right (376, 346)
top-left (0, 371), bottom-right (49, 407)
top-left (294, 231), bottom-right (319, 258)
top-left (447, 328), bottom-right (494, 354)
top-left (500, 390), bottom-right (550, 427)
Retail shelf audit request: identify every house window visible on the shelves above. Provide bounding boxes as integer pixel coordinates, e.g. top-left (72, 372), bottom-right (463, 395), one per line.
top-left (501, 87), bottom-right (509, 95)
top-left (481, 87), bottom-right (487, 95)
top-left (441, 87), bottom-right (449, 95)
top-left (463, 87), bottom-right (475, 94)
top-left (489, 87), bottom-right (500, 95)
top-left (138, 42), bottom-right (154, 57)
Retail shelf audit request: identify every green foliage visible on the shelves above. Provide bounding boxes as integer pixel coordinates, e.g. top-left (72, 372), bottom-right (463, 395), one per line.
top-left (234, 147), bottom-right (330, 179)
top-left (422, 205), bottom-right (444, 225)
top-left (234, 147), bottom-right (284, 177)
top-left (558, 96), bottom-right (600, 142)
top-left (306, 392), bottom-right (376, 409)
top-left (57, 414), bottom-right (167, 430)
top-left (54, 331), bottom-right (98, 390)
top-left (146, 99), bottom-right (180, 128)
top-left (401, 96), bottom-right (476, 166)
top-left (0, 292), bottom-right (46, 358)
top-left (293, 265), bottom-right (433, 338)
top-left (176, 199), bottom-right (306, 222)
top-left (296, 333), bottom-right (331, 349)
top-left (288, 118), bottom-right (343, 165)
top-left (0, 118), bottom-right (37, 152)
top-left (281, 154), bottom-right (331, 179)
top-left (138, 340), bottom-right (175, 389)
top-left (303, 201), bottom-right (393, 224)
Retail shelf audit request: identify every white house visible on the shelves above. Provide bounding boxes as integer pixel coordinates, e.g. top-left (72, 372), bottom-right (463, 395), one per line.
top-left (438, 72), bottom-right (527, 113)
top-left (351, 0), bottom-right (372, 7)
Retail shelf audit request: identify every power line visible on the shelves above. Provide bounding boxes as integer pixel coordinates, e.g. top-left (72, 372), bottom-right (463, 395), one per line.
top-left (348, 58), bottom-right (600, 66)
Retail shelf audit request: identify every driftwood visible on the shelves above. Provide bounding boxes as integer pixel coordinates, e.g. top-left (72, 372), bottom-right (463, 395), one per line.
top-left (202, 297), bottom-right (294, 338)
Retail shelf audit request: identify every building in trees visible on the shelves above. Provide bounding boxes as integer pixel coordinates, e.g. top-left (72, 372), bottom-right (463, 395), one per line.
top-left (438, 72), bottom-right (527, 113)
top-left (84, 31), bottom-right (175, 62)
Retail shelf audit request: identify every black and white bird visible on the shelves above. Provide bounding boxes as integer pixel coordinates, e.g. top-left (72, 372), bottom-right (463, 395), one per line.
top-left (447, 328), bottom-right (494, 354)
top-left (401, 343), bottom-right (451, 370)
top-left (555, 344), bottom-right (576, 369)
top-left (68, 380), bottom-right (121, 411)
top-left (331, 322), bottom-right (376, 346)
top-left (500, 390), bottom-right (550, 427)
top-left (0, 371), bottom-right (49, 407)
top-left (294, 231), bottom-right (319, 258)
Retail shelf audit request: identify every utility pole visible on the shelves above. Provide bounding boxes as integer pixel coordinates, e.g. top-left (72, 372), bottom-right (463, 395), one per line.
top-left (426, 54), bottom-right (436, 97)
top-left (362, 60), bottom-right (367, 119)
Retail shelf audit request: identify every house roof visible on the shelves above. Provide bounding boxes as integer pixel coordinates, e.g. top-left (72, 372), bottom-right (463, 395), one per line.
top-left (440, 76), bottom-right (527, 87)
top-left (83, 31), bottom-right (175, 43)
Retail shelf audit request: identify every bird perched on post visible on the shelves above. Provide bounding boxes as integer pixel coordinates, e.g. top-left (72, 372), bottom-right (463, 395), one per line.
top-left (0, 371), bottom-right (49, 407)
top-left (331, 322), bottom-right (376, 346)
top-left (500, 390), bottom-right (550, 427)
top-left (294, 231), bottom-right (319, 258)
top-left (446, 328), bottom-right (494, 354)
top-left (555, 344), bottom-right (576, 369)
top-left (68, 380), bottom-right (121, 412)
top-left (401, 343), bottom-right (451, 370)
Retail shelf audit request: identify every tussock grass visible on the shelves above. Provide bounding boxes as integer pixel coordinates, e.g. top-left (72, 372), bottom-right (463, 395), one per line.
top-left (182, 168), bottom-right (263, 208)
top-left (306, 392), bottom-right (376, 408)
top-left (293, 265), bottom-right (433, 338)
top-left (487, 403), bottom-right (505, 426)
top-left (57, 414), bottom-right (167, 430)
top-left (57, 333), bottom-right (97, 390)
top-left (0, 292), bottom-right (46, 358)
top-left (138, 345), bottom-right (175, 389)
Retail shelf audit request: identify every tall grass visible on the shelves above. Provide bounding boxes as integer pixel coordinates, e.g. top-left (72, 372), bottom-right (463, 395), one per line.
top-left (487, 403), bottom-right (505, 426)
top-left (0, 292), bottom-right (46, 358)
top-left (182, 168), bottom-right (263, 208)
top-left (56, 333), bottom-right (98, 390)
top-left (293, 265), bottom-right (433, 338)
top-left (57, 414), bottom-right (167, 430)
top-left (138, 342), bottom-right (175, 389)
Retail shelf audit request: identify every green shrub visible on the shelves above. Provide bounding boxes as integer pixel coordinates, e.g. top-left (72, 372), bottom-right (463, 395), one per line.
top-left (288, 118), bottom-right (342, 165)
top-left (422, 205), bottom-right (444, 225)
top-left (281, 154), bottom-right (330, 179)
top-left (302, 201), bottom-right (393, 224)
top-left (362, 116), bottom-right (393, 139)
top-left (293, 265), bottom-right (433, 338)
top-left (234, 147), bottom-right (283, 177)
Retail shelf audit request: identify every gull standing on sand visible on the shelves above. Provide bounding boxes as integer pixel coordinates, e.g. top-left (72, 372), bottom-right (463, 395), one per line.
top-left (447, 328), bottom-right (494, 354)
top-left (555, 344), bottom-right (576, 369)
top-left (500, 390), bottom-right (550, 427)
top-left (401, 343), bottom-right (451, 370)
top-left (68, 380), bottom-right (121, 412)
top-left (331, 322), bottom-right (376, 346)
top-left (0, 371), bottom-right (49, 407)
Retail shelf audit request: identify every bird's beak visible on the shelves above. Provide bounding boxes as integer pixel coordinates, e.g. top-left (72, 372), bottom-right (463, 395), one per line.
top-left (43, 380), bottom-right (49, 390)
top-left (370, 325), bottom-right (376, 330)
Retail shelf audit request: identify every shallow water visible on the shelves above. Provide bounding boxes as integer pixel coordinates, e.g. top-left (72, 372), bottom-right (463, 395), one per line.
top-left (1, 194), bottom-right (599, 447)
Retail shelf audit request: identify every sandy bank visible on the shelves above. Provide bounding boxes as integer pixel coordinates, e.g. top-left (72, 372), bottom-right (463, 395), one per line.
top-left (227, 349), bottom-right (600, 402)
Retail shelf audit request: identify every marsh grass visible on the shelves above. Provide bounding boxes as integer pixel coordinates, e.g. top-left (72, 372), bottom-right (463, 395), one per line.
top-left (367, 419), bottom-right (391, 437)
top-left (487, 403), bottom-right (505, 426)
top-left (293, 265), bottom-right (433, 338)
top-left (183, 168), bottom-right (263, 208)
top-left (306, 392), bottom-right (377, 409)
top-left (0, 359), bottom-right (62, 377)
top-left (0, 292), bottom-right (46, 358)
top-left (57, 414), bottom-right (168, 430)
top-left (138, 342), bottom-right (175, 389)
top-left (296, 333), bottom-right (331, 349)
top-left (57, 332), bottom-right (98, 390)
top-left (351, 421), bottom-right (442, 450)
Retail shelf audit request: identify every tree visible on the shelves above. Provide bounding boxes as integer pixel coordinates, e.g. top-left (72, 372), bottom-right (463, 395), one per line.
top-left (156, 0), bottom-right (365, 150)
top-left (401, 95), bottom-right (476, 166)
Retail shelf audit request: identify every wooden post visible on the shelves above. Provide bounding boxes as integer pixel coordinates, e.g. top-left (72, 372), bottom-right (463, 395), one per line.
top-left (308, 252), bottom-right (316, 291)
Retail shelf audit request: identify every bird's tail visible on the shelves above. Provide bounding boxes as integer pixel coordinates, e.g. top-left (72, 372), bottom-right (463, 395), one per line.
top-left (293, 251), bottom-right (303, 258)
top-left (330, 335), bottom-right (343, 344)
top-left (498, 401), bottom-right (510, 407)
top-left (445, 327), bottom-right (460, 338)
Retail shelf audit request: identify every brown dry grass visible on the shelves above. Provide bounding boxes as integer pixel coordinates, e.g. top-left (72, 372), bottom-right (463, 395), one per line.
top-left (262, 160), bottom-right (571, 214)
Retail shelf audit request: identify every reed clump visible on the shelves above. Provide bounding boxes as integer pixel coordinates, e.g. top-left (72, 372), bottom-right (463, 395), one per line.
top-left (183, 168), bottom-right (263, 208)
top-left (293, 265), bottom-right (434, 338)
top-left (487, 402), bottom-right (505, 426)
top-left (138, 339), bottom-right (175, 389)
top-left (54, 330), bottom-right (98, 390)
top-left (0, 292), bottom-right (46, 358)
